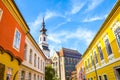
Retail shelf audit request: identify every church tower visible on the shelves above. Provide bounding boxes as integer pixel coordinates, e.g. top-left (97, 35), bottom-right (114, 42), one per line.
top-left (39, 17), bottom-right (50, 58)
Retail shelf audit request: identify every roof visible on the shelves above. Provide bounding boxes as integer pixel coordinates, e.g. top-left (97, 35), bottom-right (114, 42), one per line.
top-left (59, 48), bottom-right (82, 58)
top-left (55, 51), bottom-right (59, 56)
top-left (82, 0), bottom-right (120, 57)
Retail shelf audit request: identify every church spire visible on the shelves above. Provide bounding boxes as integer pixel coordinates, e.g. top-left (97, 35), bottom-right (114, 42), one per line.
top-left (40, 17), bottom-right (47, 35)
top-left (39, 17), bottom-right (50, 59)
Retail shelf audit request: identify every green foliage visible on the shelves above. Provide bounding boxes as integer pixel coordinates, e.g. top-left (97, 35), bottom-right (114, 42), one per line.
top-left (45, 65), bottom-right (55, 80)
top-left (53, 76), bottom-right (60, 80)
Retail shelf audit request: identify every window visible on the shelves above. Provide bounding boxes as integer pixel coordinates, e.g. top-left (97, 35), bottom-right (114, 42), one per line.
top-left (28, 73), bottom-right (31, 80)
top-left (41, 76), bottom-right (42, 80)
top-left (0, 8), bottom-right (3, 21)
top-left (34, 74), bottom-right (36, 80)
top-left (29, 49), bottom-right (32, 63)
top-left (91, 55), bottom-right (94, 66)
top-left (21, 71), bottom-right (25, 80)
top-left (97, 46), bottom-right (104, 60)
top-left (37, 75), bottom-right (39, 80)
top-left (105, 39), bottom-right (112, 55)
top-left (88, 59), bottom-right (90, 68)
top-left (114, 27), bottom-right (120, 48)
top-left (41, 60), bottom-right (42, 70)
top-left (43, 37), bottom-right (46, 41)
top-left (94, 51), bottom-right (98, 63)
top-left (103, 75), bottom-right (108, 80)
top-left (13, 29), bottom-right (21, 50)
top-left (38, 57), bottom-right (40, 69)
top-left (99, 76), bottom-right (102, 80)
top-left (0, 63), bottom-right (5, 79)
top-left (6, 67), bottom-right (13, 80)
top-left (91, 77), bottom-right (93, 80)
top-left (43, 61), bottom-right (44, 72)
top-left (24, 44), bottom-right (27, 60)
top-left (34, 54), bottom-right (36, 67)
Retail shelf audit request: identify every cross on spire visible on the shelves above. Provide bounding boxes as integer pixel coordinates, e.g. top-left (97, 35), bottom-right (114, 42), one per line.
top-left (40, 17), bottom-right (47, 35)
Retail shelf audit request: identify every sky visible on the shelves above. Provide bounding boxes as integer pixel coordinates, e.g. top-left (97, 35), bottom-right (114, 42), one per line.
top-left (15, 0), bottom-right (117, 56)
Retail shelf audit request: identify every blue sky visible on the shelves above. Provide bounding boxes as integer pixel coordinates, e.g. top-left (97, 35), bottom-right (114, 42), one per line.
top-left (15, 0), bottom-right (117, 56)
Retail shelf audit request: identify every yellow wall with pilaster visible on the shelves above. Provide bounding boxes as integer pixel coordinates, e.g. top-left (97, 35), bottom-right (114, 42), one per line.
top-left (0, 51), bottom-right (20, 80)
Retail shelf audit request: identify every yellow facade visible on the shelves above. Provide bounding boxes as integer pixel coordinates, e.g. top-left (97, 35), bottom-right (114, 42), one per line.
top-left (82, 1), bottom-right (120, 80)
top-left (0, 49), bottom-right (20, 80)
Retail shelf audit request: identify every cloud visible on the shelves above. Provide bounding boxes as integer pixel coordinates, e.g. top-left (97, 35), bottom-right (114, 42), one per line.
top-left (48, 27), bottom-right (95, 55)
top-left (48, 27), bottom-right (95, 46)
top-left (45, 10), bottom-right (64, 20)
top-left (65, 0), bottom-right (85, 15)
top-left (71, 2), bottom-right (85, 14)
top-left (48, 31), bottom-right (68, 44)
top-left (85, 0), bottom-right (104, 12)
top-left (82, 14), bottom-right (107, 22)
top-left (29, 10), bottom-right (61, 28)
top-left (66, 27), bottom-right (95, 45)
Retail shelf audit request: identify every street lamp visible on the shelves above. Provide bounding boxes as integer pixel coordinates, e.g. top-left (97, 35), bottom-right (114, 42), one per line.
top-left (93, 56), bottom-right (98, 80)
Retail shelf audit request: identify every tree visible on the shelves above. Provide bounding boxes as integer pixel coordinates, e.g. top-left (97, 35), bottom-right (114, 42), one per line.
top-left (45, 65), bottom-right (55, 80)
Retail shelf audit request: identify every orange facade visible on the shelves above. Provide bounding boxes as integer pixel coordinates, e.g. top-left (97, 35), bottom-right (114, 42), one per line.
top-left (76, 59), bottom-right (86, 80)
top-left (0, 0), bottom-right (26, 61)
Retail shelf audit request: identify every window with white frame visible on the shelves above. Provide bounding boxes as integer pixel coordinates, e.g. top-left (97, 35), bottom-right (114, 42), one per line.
top-left (43, 61), bottom-right (44, 72)
top-left (94, 51), bottom-right (98, 63)
top-left (6, 67), bottom-right (13, 80)
top-left (34, 54), bottom-right (36, 67)
top-left (103, 74), bottom-right (108, 80)
top-left (114, 27), bottom-right (120, 48)
top-left (0, 8), bottom-right (3, 21)
top-left (34, 74), bottom-right (36, 80)
top-left (90, 55), bottom-right (94, 66)
top-left (99, 76), bottom-right (102, 80)
top-left (41, 60), bottom-right (42, 70)
top-left (105, 38), bottom-right (112, 55)
top-left (88, 58), bottom-right (90, 68)
top-left (91, 77), bottom-right (93, 80)
top-left (21, 71), bottom-right (25, 80)
top-left (24, 44), bottom-right (27, 60)
top-left (28, 73), bottom-right (31, 80)
top-left (29, 49), bottom-right (32, 63)
top-left (111, 20), bottom-right (120, 48)
top-left (37, 75), bottom-right (39, 80)
top-left (97, 45), bottom-right (104, 60)
top-left (38, 57), bottom-right (40, 69)
top-left (13, 29), bottom-right (21, 50)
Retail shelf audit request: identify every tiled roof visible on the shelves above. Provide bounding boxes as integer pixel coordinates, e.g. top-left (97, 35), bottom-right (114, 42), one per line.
top-left (60, 48), bottom-right (82, 58)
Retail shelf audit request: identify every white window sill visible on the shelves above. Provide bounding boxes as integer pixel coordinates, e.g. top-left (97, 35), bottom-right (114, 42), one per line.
top-left (108, 53), bottom-right (114, 62)
top-left (101, 59), bottom-right (105, 66)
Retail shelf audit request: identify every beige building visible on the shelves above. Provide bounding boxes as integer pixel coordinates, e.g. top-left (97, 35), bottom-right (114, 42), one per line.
top-left (51, 51), bottom-right (61, 79)
top-left (19, 33), bottom-right (46, 80)
top-left (51, 48), bottom-right (82, 80)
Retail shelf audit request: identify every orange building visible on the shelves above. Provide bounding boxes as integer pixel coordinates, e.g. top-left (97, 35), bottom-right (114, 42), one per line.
top-left (76, 59), bottom-right (86, 80)
top-left (0, 0), bottom-right (29, 80)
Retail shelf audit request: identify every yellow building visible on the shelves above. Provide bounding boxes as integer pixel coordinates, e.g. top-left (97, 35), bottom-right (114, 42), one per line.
top-left (82, 0), bottom-right (120, 80)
